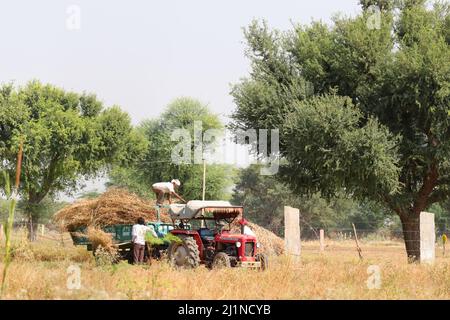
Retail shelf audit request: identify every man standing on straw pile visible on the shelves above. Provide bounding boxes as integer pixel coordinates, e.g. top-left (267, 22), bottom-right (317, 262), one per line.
top-left (132, 217), bottom-right (157, 264)
top-left (152, 179), bottom-right (186, 205)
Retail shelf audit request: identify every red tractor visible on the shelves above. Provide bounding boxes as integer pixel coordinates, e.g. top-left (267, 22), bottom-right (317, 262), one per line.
top-left (167, 201), bottom-right (268, 270)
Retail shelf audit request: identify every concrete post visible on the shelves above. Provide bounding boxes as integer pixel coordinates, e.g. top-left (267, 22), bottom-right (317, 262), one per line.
top-left (40, 224), bottom-right (45, 236)
top-left (420, 211), bottom-right (435, 264)
top-left (0, 224), bottom-right (3, 241)
top-left (319, 229), bottom-right (325, 252)
top-left (284, 206), bottom-right (301, 256)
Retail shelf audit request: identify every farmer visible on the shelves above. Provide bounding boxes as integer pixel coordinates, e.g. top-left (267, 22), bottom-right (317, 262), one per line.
top-left (152, 179), bottom-right (186, 205)
top-left (132, 217), bottom-right (157, 264)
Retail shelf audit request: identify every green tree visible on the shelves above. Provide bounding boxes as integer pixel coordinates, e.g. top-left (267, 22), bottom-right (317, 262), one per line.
top-left (0, 80), bottom-right (146, 240)
top-left (109, 97), bottom-right (233, 201)
top-left (15, 197), bottom-right (68, 225)
top-left (231, 1), bottom-right (450, 261)
top-left (232, 165), bottom-right (390, 237)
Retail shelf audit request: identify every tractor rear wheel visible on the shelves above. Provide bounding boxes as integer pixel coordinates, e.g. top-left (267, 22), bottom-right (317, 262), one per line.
top-left (212, 252), bottom-right (231, 269)
top-left (168, 236), bottom-right (200, 269)
top-left (256, 253), bottom-right (268, 271)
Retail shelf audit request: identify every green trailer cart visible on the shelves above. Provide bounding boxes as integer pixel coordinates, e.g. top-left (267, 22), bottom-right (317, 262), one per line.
top-left (69, 221), bottom-right (175, 263)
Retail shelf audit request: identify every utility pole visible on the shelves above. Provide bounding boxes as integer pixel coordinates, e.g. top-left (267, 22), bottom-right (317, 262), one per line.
top-left (201, 158), bottom-right (206, 228)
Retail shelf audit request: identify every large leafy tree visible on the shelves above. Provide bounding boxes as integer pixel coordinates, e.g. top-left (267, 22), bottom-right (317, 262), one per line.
top-left (0, 80), bottom-right (146, 239)
top-left (109, 97), bottom-right (233, 201)
top-left (231, 0), bottom-right (450, 261)
top-left (232, 165), bottom-right (392, 237)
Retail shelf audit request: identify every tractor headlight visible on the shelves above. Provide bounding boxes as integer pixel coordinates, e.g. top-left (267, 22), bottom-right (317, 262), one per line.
top-left (256, 242), bottom-right (261, 248)
top-left (235, 241), bottom-right (241, 248)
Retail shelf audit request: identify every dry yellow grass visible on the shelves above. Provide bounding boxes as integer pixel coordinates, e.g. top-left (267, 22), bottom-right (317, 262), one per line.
top-left (1, 233), bottom-right (450, 299)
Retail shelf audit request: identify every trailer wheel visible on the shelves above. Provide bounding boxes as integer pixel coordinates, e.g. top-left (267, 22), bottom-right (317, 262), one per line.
top-left (168, 236), bottom-right (200, 269)
top-left (212, 252), bottom-right (231, 269)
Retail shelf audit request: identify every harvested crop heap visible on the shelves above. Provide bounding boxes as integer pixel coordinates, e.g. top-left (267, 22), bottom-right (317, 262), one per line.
top-left (54, 188), bottom-right (170, 231)
top-left (85, 227), bottom-right (115, 252)
top-left (54, 188), bottom-right (284, 255)
top-left (230, 221), bottom-right (284, 256)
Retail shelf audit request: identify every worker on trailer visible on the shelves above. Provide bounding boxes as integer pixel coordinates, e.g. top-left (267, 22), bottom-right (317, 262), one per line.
top-left (152, 179), bottom-right (186, 205)
top-left (132, 217), bottom-right (157, 264)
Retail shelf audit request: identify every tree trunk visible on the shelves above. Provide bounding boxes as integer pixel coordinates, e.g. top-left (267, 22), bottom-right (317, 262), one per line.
top-left (400, 213), bottom-right (421, 263)
top-left (26, 194), bottom-right (43, 242)
top-left (27, 214), bottom-right (39, 242)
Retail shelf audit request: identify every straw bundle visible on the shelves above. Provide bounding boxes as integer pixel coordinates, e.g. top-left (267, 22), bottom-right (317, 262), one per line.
top-left (54, 188), bottom-right (170, 231)
top-left (86, 227), bottom-right (114, 252)
top-left (230, 221), bottom-right (285, 256)
top-left (86, 227), bottom-right (120, 264)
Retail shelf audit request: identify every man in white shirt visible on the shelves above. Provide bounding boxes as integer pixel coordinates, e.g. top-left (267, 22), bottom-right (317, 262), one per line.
top-left (132, 217), bottom-right (157, 264)
top-left (152, 179), bottom-right (186, 205)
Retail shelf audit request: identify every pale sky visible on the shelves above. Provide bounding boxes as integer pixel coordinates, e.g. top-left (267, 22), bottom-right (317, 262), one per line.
top-left (0, 0), bottom-right (360, 124)
top-left (0, 0), bottom-right (361, 199)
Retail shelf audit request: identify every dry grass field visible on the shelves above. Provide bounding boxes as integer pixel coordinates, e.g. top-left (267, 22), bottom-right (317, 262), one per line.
top-left (1, 230), bottom-right (450, 300)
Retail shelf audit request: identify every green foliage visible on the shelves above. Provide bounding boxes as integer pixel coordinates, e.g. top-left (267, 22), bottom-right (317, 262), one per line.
top-left (359, 0), bottom-right (395, 11)
top-left (0, 197), bottom-right (66, 225)
top-left (232, 165), bottom-right (392, 237)
top-left (109, 97), bottom-right (233, 201)
top-left (231, 1), bottom-right (450, 220)
top-left (145, 231), bottom-right (181, 245)
top-left (429, 201), bottom-right (450, 234)
top-left (0, 81), bottom-right (145, 228)
top-left (282, 94), bottom-right (400, 201)
top-left (15, 197), bottom-right (68, 224)
top-left (106, 166), bottom-right (153, 198)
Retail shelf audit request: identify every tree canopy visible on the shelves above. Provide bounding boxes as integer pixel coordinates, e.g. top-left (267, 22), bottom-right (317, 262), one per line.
top-left (109, 97), bottom-right (233, 201)
top-left (232, 165), bottom-right (393, 238)
top-left (231, 0), bottom-right (450, 260)
top-left (0, 80), bottom-right (145, 238)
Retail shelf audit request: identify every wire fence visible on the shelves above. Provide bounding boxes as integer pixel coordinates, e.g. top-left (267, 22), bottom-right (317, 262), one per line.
top-left (300, 220), bottom-right (450, 242)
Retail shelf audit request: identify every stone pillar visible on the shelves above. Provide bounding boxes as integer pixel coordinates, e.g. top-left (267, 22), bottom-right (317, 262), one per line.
top-left (40, 224), bottom-right (45, 236)
top-left (420, 211), bottom-right (435, 264)
top-left (319, 229), bottom-right (325, 252)
top-left (0, 224), bottom-right (3, 241)
top-left (284, 206), bottom-right (301, 256)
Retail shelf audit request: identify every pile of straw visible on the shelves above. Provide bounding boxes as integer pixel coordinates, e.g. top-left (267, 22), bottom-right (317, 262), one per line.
top-left (247, 222), bottom-right (284, 256)
top-left (231, 221), bottom-right (284, 256)
top-left (86, 227), bottom-right (115, 252)
top-left (54, 188), bottom-right (170, 231)
top-left (87, 227), bottom-right (120, 264)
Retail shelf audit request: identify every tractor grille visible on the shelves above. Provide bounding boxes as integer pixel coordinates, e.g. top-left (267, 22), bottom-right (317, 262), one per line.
top-left (244, 242), bottom-right (254, 257)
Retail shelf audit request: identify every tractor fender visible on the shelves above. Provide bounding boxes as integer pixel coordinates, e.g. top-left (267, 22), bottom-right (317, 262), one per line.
top-left (170, 230), bottom-right (204, 260)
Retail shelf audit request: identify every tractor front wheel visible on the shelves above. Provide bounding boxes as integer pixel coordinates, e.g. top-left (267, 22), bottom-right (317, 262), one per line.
top-left (168, 236), bottom-right (200, 269)
top-left (256, 253), bottom-right (268, 271)
top-left (212, 252), bottom-right (231, 269)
